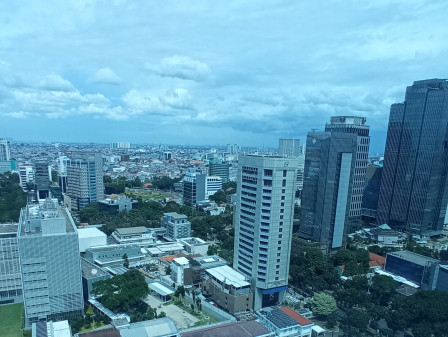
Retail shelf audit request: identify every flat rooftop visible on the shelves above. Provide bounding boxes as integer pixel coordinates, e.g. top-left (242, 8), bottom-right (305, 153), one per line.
top-left (87, 244), bottom-right (140, 252)
top-left (0, 223), bottom-right (18, 235)
top-left (206, 265), bottom-right (250, 288)
top-left (120, 318), bottom-right (178, 337)
top-left (115, 226), bottom-right (148, 235)
top-left (163, 212), bottom-right (188, 219)
top-left (78, 227), bottom-right (107, 238)
top-left (81, 258), bottom-right (110, 279)
top-left (181, 320), bottom-right (270, 337)
top-left (387, 250), bottom-right (439, 266)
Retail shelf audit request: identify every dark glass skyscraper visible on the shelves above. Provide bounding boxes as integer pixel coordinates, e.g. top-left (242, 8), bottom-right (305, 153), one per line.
top-left (300, 132), bottom-right (357, 251)
top-left (377, 79), bottom-right (448, 234)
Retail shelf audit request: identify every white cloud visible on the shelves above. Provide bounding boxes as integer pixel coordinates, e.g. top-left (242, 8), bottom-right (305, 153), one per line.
top-left (89, 67), bottom-right (122, 85)
top-left (149, 55), bottom-right (211, 81)
top-left (37, 74), bottom-right (75, 92)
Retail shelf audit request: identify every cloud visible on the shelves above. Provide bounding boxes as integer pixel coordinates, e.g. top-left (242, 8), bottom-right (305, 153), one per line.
top-left (89, 67), bottom-right (121, 85)
top-left (37, 74), bottom-right (75, 92)
top-left (149, 55), bottom-right (211, 81)
top-left (159, 88), bottom-right (193, 110)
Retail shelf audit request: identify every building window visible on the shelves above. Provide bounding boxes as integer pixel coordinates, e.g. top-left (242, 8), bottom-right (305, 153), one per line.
top-left (283, 170), bottom-right (287, 177)
top-left (281, 202), bottom-right (284, 207)
top-left (264, 169), bottom-right (273, 176)
top-left (282, 189), bottom-right (286, 193)
top-left (282, 180), bottom-right (286, 187)
top-left (281, 196), bottom-right (285, 200)
top-left (264, 179), bottom-right (272, 186)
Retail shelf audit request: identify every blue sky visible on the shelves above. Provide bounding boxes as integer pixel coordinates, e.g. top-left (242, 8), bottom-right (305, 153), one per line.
top-left (1, 0), bottom-right (447, 152)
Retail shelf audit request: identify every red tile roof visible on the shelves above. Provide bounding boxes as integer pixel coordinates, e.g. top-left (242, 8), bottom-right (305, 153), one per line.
top-left (280, 307), bottom-right (313, 326)
top-left (369, 252), bottom-right (386, 267)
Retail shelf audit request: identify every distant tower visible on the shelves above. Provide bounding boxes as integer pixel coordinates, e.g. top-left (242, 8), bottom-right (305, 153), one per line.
top-left (18, 198), bottom-right (84, 327)
top-left (300, 132), bottom-right (357, 251)
top-left (209, 160), bottom-right (230, 183)
top-left (0, 139), bottom-right (11, 161)
top-left (278, 138), bottom-right (300, 157)
top-left (34, 161), bottom-right (51, 199)
top-left (377, 79), bottom-right (448, 234)
top-left (234, 155), bottom-right (298, 310)
top-left (325, 116), bottom-right (370, 233)
top-left (67, 152), bottom-right (104, 210)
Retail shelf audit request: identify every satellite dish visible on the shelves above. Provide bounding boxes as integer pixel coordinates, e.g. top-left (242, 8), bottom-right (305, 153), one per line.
top-left (91, 269), bottom-right (98, 275)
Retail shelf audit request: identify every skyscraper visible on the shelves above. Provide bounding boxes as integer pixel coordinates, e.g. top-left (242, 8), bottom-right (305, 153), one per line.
top-left (377, 79), bottom-right (448, 234)
top-left (0, 139), bottom-right (11, 161)
top-left (233, 155), bottom-right (298, 310)
top-left (35, 161), bottom-right (51, 199)
top-left (325, 116), bottom-right (370, 233)
top-left (209, 160), bottom-right (230, 183)
top-left (278, 138), bottom-right (300, 157)
top-left (18, 198), bottom-right (84, 326)
top-left (67, 152), bottom-right (104, 210)
top-left (299, 132), bottom-right (357, 251)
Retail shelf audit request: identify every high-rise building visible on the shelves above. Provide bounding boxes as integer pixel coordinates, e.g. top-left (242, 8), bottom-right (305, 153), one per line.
top-left (325, 116), bottom-right (370, 233)
top-left (205, 176), bottom-right (223, 198)
top-left (0, 223), bottom-right (22, 305)
top-left (233, 155), bottom-right (298, 310)
top-left (58, 156), bottom-right (69, 194)
top-left (296, 154), bottom-right (305, 192)
top-left (227, 144), bottom-right (240, 154)
top-left (35, 161), bottom-right (51, 199)
top-left (377, 79), bottom-right (448, 234)
top-left (209, 160), bottom-right (230, 183)
top-left (67, 152), bottom-right (104, 210)
top-left (299, 132), bottom-right (357, 251)
top-left (0, 139), bottom-right (11, 161)
top-left (182, 169), bottom-right (202, 207)
top-left (110, 142), bottom-right (131, 150)
top-left (18, 164), bottom-right (35, 192)
top-left (18, 198), bottom-right (84, 326)
top-left (278, 138), bottom-right (300, 157)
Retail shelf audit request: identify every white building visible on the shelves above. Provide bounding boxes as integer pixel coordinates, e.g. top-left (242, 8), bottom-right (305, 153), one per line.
top-left (19, 164), bottom-right (35, 191)
top-left (178, 237), bottom-right (210, 256)
top-left (161, 213), bottom-right (191, 240)
top-left (234, 155), bottom-right (298, 310)
top-left (171, 257), bottom-right (190, 285)
top-left (278, 138), bottom-right (300, 157)
top-left (77, 227), bottom-right (108, 253)
top-left (0, 139), bottom-right (11, 161)
top-left (205, 176), bottom-right (223, 198)
top-left (258, 307), bottom-right (314, 337)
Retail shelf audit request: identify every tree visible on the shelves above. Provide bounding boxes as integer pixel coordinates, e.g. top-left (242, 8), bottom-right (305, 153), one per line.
top-left (207, 244), bottom-right (219, 255)
top-left (209, 190), bottom-right (227, 204)
top-left (92, 269), bottom-right (149, 311)
top-left (123, 253), bottom-right (130, 268)
top-left (0, 172), bottom-right (27, 222)
top-left (370, 275), bottom-right (398, 305)
top-left (345, 308), bottom-right (370, 331)
top-left (311, 292), bottom-right (337, 317)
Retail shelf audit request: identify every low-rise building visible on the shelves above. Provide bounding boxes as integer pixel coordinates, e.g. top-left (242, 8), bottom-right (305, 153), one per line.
top-left (80, 258), bottom-right (111, 300)
top-left (178, 237), bottom-right (209, 256)
top-left (257, 306), bottom-right (314, 337)
top-left (161, 213), bottom-right (191, 240)
top-left (85, 244), bottom-right (145, 268)
top-left (171, 257), bottom-right (190, 285)
top-left (32, 320), bottom-right (71, 337)
top-left (111, 227), bottom-right (157, 246)
top-left (181, 321), bottom-right (273, 337)
top-left (356, 224), bottom-right (404, 246)
top-left (98, 196), bottom-right (138, 215)
top-left (201, 265), bottom-right (253, 314)
top-left (78, 227), bottom-right (108, 253)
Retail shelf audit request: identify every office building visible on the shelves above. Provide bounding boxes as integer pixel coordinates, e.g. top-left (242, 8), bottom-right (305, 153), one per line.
top-left (35, 161), bottom-right (51, 199)
top-left (18, 164), bottom-right (35, 192)
top-left (0, 223), bottom-right (22, 305)
top-left (18, 198), bottom-right (84, 326)
top-left (0, 139), bottom-right (11, 161)
top-left (57, 156), bottom-right (69, 193)
top-left (182, 169), bottom-right (205, 207)
top-left (227, 144), bottom-right (240, 154)
top-left (201, 265), bottom-right (254, 314)
top-left (299, 132), bottom-right (357, 251)
top-left (164, 151), bottom-right (172, 160)
top-left (84, 244), bottom-right (145, 268)
top-left (233, 155), bottom-right (298, 310)
top-left (205, 176), bottom-right (222, 199)
top-left (325, 116), bottom-right (370, 233)
top-left (278, 138), bottom-right (300, 157)
top-left (161, 212), bottom-right (191, 240)
top-left (296, 154), bottom-right (305, 192)
top-left (377, 79), bottom-right (448, 234)
top-left (77, 227), bottom-right (108, 253)
top-left (67, 152), bottom-right (104, 210)
top-left (361, 165), bottom-right (383, 225)
top-left (209, 160), bottom-right (230, 183)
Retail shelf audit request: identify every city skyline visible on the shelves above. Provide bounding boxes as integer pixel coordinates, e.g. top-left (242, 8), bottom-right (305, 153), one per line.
top-left (1, 1), bottom-right (448, 152)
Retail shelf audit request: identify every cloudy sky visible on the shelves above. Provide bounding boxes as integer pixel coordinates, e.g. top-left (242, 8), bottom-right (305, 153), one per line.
top-left (1, 0), bottom-right (447, 152)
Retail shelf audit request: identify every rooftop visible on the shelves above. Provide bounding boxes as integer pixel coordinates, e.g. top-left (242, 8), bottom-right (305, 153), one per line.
top-left (181, 320), bottom-right (270, 337)
top-left (387, 250), bottom-right (439, 266)
top-left (77, 328), bottom-right (120, 337)
top-left (173, 256), bottom-right (190, 265)
top-left (148, 282), bottom-right (175, 297)
top-left (260, 306), bottom-right (312, 329)
top-left (206, 265), bottom-right (250, 288)
top-left (78, 227), bottom-right (107, 238)
top-left (163, 212), bottom-right (188, 219)
top-left (0, 223), bottom-right (18, 235)
top-left (115, 227), bottom-right (148, 235)
top-left (87, 244), bottom-right (140, 252)
top-left (120, 317), bottom-right (178, 337)
top-left (81, 258), bottom-right (110, 279)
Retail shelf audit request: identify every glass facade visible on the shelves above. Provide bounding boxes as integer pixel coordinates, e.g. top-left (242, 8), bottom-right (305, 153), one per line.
top-left (377, 79), bottom-right (448, 233)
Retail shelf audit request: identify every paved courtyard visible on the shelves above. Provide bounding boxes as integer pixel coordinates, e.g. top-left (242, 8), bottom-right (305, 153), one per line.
top-left (144, 294), bottom-right (199, 329)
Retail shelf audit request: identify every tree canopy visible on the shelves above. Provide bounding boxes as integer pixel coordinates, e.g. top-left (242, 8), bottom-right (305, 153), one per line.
top-left (0, 172), bottom-right (27, 222)
top-left (311, 292), bottom-right (337, 317)
top-left (92, 269), bottom-right (149, 312)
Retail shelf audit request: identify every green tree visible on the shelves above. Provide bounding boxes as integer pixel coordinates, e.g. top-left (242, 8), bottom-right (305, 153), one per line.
top-left (207, 244), bottom-right (219, 255)
top-left (92, 270), bottom-right (149, 311)
top-left (0, 172), bottom-right (27, 222)
top-left (370, 275), bottom-right (398, 305)
top-left (123, 253), bottom-right (130, 268)
top-left (311, 292), bottom-right (337, 317)
top-left (346, 308), bottom-right (370, 331)
top-left (209, 189), bottom-right (227, 204)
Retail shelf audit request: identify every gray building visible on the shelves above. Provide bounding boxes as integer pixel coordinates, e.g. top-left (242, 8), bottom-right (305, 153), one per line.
top-left (233, 155), bottom-right (298, 310)
top-left (18, 198), bottom-right (84, 327)
top-left (0, 223), bottom-right (22, 305)
top-left (209, 160), bottom-right (230, 183)
top-left (85, 244), bottom-right (145, 268)
top-left (161, 213), bottom-right (191, 240)
top-left (98, 196), bottom-right (138, 215)
top-left (278, 138), bottom-right (300, 157)
top-left (377, 79), bottom-right (448, 234)
top-left (362, 165), bottom-right (383, 225)
top-left (182, 169), bottom-right (205, 207)
top-left (67, 152), bottom-right (104, 210)
top-left (299, 132), bottom-right (357, 251)
top-left (35, 161), bottom-right (51, 199)
top-left (80, 258), bottom-right (111, 300)
top-left (0, 139), bottom-right (11, 161)
top-left (325, 116), bottom-right (370, 233)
